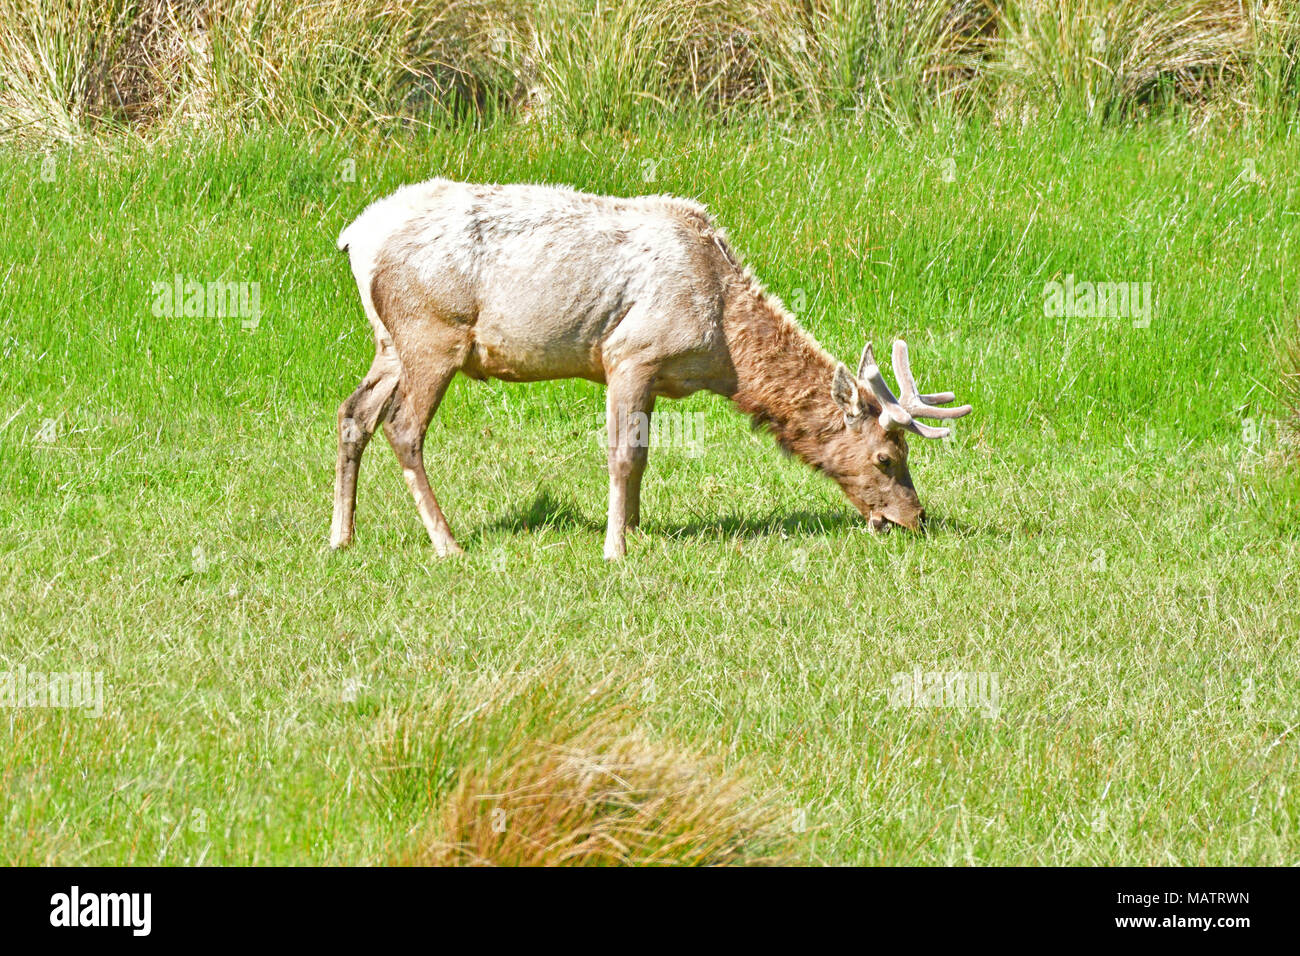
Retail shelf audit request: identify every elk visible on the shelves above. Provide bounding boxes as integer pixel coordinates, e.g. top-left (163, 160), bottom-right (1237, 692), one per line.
top-left (331, 179), bottom-right (971, 560)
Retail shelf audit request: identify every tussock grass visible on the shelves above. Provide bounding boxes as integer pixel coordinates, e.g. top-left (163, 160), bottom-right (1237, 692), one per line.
top-left (1251, 0), bottom-right (1300, 128)
top-left (0, 0), bottom-right (523, 141)
top-left (794, 0), bottom-right (996, 120)
top-left (400, 685), bottom-right (783, 865)
top-left (992, 0), bottom-right (1253, 122)
top-left (2, 0), bottom-right (1299, 142)
top-left (0, 0), bottom-right (189, 139)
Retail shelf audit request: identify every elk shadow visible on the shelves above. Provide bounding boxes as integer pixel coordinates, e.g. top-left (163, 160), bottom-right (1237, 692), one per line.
top-left (472, 489), bottom-right (857, 543)
top-left (918, 511), bottom-right (983, 537)
top-left (472, 490), bottom-right (604, 540)
top-left (663, 508), bottom-right (856, 539)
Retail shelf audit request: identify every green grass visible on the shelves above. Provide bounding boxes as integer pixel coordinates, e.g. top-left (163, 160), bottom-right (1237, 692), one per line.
top-left (2, 117), bottom-right (1298, 864)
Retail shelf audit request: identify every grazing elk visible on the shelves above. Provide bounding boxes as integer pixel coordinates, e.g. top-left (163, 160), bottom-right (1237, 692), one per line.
top-left (331, 179), bottom-right (971, 560)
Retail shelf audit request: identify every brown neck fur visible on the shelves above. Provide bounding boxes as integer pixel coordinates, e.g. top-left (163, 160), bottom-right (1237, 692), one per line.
top-left (721, 278), bottom-right (852, 476)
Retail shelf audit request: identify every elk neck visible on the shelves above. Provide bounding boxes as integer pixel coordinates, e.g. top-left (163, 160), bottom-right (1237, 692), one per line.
top-left (720, 277), bottom-right (852, 477)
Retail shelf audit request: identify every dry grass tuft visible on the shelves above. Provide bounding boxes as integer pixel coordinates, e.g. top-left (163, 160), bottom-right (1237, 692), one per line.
top-left (0, 0), bottom-right (201, 140)
top-left (395, 689), bottom-right (786, 866)
top-left (993, 0), bottom-right (1254, 121)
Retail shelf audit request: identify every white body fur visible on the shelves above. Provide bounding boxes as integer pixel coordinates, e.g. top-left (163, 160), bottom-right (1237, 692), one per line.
top-left (337, 179), bottom-right (735, 394)
top-left (331, 179), bottom-right (744, 560)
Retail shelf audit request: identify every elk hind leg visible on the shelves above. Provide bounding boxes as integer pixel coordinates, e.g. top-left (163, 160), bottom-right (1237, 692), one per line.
top-left (330, 346), bottom-right (400, 549)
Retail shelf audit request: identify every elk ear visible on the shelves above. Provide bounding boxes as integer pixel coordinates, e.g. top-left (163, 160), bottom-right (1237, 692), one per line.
top-left (831, 363), bottom-right (866, 428)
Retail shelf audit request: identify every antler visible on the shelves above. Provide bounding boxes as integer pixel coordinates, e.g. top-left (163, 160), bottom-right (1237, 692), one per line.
top-left (857, 339), bottom-right (972, 439)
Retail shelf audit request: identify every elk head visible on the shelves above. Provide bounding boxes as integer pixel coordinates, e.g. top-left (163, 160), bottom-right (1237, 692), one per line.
top-left (827, 339), bottom-right (971, 531)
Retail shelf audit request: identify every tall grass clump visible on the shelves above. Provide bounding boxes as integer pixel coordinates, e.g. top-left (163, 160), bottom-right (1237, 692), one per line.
top-left (0, 0), bottom-right (522, 141)
top-left (1, 2), bottom-right (1299, 140)
top-left (1250, 1), bottom-right (1300, 130)
top-left (0, 0), bottom-right (203, 140)
top-left (515, 0), bottom-right (998, 129)
top-left (992, 0), bottom-right (1252, 122)
top-left (512, 0), bottom-right (749, 130)
top-left (787, 0), bottom-right (996, 121)
top-left (199, 0), bottom-right (522, 131)
top-left (386, 673), bottom-right (786, 866)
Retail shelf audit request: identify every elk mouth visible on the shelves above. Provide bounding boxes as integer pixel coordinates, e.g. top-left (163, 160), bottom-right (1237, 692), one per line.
top-left (868, 510), bottom-right (924, 533)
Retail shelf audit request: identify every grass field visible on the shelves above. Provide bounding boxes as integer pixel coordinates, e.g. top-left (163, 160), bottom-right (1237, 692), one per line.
top-left (2, 117), bottom-right (1299, 864)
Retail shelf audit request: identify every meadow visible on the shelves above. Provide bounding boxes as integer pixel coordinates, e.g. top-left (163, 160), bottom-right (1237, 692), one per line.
top-left (1, 1), bottom-right (1299, 865)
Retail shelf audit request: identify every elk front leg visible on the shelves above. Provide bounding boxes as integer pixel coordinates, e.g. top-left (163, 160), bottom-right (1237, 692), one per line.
top-left (604, 365), bottom-right (654, 561)
top-left (625, 394), bottom-right (655, 530)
